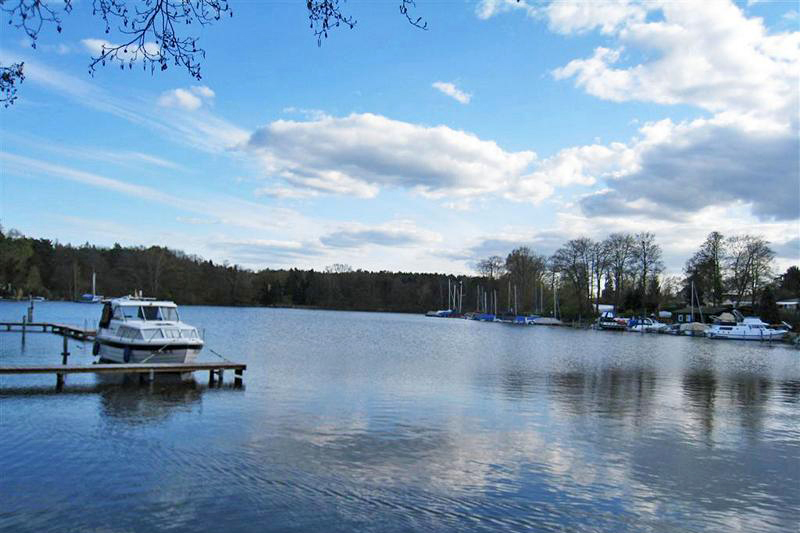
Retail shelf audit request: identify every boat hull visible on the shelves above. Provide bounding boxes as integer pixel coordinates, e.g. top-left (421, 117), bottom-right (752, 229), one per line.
top-left (97, 341), bottom-right (202, 364)
top-left (706, 331), bottom-right (786, 341)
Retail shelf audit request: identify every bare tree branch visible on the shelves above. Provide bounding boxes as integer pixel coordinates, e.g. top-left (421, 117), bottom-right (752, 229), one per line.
top-left (0, 0), bottom-right (433, 105)
top-left (0, 62), bottom-right (24, 107)
top-left (399, 0), bottom-right (426, 30)
top-left (1, 0), bottom-right (72, 47)
top-left (88, 0), bottom-right (232, 80)
top-left (306, 1), bottom-right (355, 46)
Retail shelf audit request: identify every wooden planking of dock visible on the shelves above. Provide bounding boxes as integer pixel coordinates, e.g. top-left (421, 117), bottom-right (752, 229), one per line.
top-left (0, 321), bottom-right (96, 340)
top-left (0, 321), bottom-right (247, 389)
top-left (0, 362), bottom-right (247, 389)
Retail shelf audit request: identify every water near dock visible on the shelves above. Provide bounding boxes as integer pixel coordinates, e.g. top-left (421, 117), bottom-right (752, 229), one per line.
top-left (1, 301), bottom-right (798, 532)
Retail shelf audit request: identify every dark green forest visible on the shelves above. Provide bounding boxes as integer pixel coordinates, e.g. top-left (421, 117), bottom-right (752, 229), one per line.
top-left (1, 227), bottom-right (797, 320)
top-left (0, 228), bottom-right (480, 313)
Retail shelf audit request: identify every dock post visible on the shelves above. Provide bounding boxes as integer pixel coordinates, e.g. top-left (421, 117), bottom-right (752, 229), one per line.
top-left (21, 315), bottom-right (26, 347)
top-left (234, 368), bottom-right (243, 387)
top-left (209, 369), bottom-right (215, 385)
top-left (27, 297), bottom-right (34, 323)
top-left (61, 333), bottom-right (70, 365)
top-left (57, 332), bottom-right (66, 390)
top-left (218, 369), bottom-right (224, 384)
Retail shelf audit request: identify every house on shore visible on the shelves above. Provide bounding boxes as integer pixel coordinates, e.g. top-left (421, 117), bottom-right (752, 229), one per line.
top-left (672, 305), bottom-right (753, 324)
top-left (777, 298), bottom-right (799, 311)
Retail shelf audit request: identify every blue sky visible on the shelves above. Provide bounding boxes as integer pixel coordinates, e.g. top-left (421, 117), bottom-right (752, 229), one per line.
top-left (1, 0), bottom-right (798, 275)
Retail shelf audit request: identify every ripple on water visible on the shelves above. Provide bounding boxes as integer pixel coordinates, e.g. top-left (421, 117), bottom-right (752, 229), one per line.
top-left (1, 303), bottom-right (799, 532)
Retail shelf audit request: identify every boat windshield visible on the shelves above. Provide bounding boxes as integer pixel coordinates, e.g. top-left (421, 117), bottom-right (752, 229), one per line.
top-left (136, 306), bottom-right (179, 321)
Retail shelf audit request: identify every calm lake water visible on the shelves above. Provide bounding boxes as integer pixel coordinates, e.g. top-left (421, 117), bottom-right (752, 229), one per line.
top-left (1, 301), bottom-right (798, 532)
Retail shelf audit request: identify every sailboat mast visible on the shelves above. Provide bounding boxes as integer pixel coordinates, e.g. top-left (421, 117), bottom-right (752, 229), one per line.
top-left (514, 285), bottom-right (518, 315)
top-left (448, 278), bottom-right (451, 310)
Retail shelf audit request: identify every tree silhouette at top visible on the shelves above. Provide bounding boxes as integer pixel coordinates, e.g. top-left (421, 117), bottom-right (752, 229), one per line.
top-left (0, 0), bottom-right (430, 106)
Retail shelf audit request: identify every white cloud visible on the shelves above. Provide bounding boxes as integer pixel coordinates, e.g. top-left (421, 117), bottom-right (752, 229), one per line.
top-left (243, 112), bottom-right (643, 204)
top-left (244, 112), bottom-right (536, 200)
top-left (432, 81), bottom-right (472, 104)
top-left (0, 152), bottom-right (304, 233)
top-left (158, 86), bottom-right (215, 111)
top-left (320, 221), bottom-right (442, 249)
top-left (254, 186), bottom-right (320, 199)
top-left (212, 238), bottom-right (325, 265)
top-left (475, 0), bottom-right (536, 20)
top-left (4, 57), bottom-right (245, 153)
top-left (474, 0), bottom-right (800, 224)
top-left (81, 38), bottom-right (160, 59)
top-left (545, 0), bottom-right (646, 35)
top-left (579, 116), bottom-right (799, 221)
top-left (550, 1), bottom-right (799, 127)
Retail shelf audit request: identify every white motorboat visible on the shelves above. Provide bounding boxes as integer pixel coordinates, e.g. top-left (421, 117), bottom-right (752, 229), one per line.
top-left (706, 314), bottom-right (787, 341)
top-left (627, 317), bottom-right (669, 333)
top-left (93, 296), bottom-right (204, 363)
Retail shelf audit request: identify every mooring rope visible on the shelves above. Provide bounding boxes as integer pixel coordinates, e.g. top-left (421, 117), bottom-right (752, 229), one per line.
top-left (209, 348), bottom-right (233, 363)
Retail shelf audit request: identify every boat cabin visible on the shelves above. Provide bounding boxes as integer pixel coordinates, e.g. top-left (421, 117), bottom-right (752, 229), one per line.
top-left (99, 298), bottom-right (181, 329)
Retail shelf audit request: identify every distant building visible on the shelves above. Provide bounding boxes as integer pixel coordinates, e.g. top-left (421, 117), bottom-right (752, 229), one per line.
top-left (596, 304), bottom-right (615, 314)
top-left (673, 306), bottom-right (731, 324)
top-left (777, 298), bottom-right (799, 311)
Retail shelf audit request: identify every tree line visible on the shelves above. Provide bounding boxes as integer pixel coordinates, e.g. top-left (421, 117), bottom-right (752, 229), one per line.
top-left (475, 231), bottom-right (797, 322)
top-left (1, 227), bottom-right (797, 321)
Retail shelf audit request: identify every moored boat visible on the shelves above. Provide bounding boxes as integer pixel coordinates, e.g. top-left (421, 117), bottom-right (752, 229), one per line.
top-left (706, 313), bottom-right (787, 341)
top-left (93, 296), bottom-right (204, 363)
top-left (679, 322), bottom-right (709, 336)
top-left (596, 311), bottom-right (626, 331)
top-left (627, 318), bottom-right (669, 333)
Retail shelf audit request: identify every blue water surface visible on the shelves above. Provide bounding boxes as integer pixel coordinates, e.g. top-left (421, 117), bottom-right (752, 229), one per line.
top-left (1, 301), bottom-right (798, 532)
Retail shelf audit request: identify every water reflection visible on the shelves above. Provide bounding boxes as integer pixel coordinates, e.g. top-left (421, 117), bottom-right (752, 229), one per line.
top-left (0, 377), bottom-right (240, 425)
top-left (1, 303), bottom-right (798, 533)
top-left (547, 368), bottom-right (658, 422)
top-left (778, 379), bottom-right (800, 402)
top-left (682, 369), bottom-right (718, 439)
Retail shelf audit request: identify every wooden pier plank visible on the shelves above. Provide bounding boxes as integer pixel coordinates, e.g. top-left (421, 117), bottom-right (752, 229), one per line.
top-left (0, 362), bottom-right (246, 375)
top-left (0, 322), bottom-right (96, 339)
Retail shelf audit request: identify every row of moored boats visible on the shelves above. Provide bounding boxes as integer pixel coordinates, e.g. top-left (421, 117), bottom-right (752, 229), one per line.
top-left (428, 307), bottom-right (791, 342)
top-left (595, 310), bottom-right (789, 341)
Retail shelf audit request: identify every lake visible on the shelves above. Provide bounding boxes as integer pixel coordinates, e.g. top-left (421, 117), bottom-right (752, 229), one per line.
top-left (1, 301), bottom-right (798, 532)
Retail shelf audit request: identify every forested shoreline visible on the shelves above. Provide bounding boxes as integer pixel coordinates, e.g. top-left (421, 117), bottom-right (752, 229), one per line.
top-left (1, 227), bottom-right (797, 321)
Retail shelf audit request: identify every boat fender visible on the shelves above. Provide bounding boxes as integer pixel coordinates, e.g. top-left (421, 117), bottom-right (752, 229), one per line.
top-left (123, 346), bottom-right (132, 363)
top-left (92, 341), bottom-right (100, 356)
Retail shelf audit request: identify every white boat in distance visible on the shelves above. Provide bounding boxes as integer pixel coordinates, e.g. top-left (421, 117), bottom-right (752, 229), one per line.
top-left (627, 317), bottom-right (669, 333)
top-left (93, 296), bottom-right (204, 363)
top-left (706, 314), bottom-right (787, 341)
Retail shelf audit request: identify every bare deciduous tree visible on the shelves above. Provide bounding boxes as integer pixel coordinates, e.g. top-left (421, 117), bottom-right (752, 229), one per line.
top-left (603, 232), bottom-right (635, 311)
top-left (551, 237), bottom-right (593, 319)
top-left (476, 255), bottom-right (506, 280)
top-left (632, 232), bottom-right (663, 312)
top-left (726, 235), bottom-right (774, 306)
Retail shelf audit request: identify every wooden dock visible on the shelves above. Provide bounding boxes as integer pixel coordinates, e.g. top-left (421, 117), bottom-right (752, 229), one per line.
top-left (0, 322), bottom-right (96, 340)
top-left (0, 362), bottom-right (247, 389)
